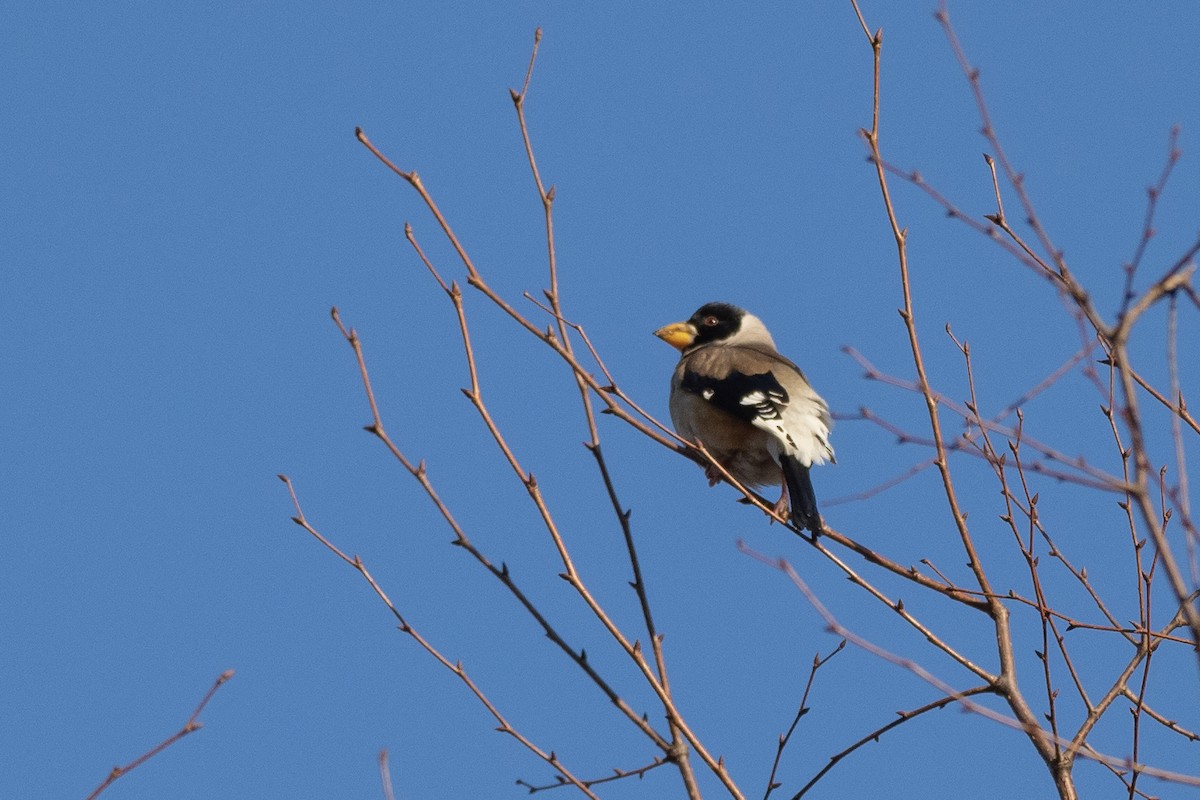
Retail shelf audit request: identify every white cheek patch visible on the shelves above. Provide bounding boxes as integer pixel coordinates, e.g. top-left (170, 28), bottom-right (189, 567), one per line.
top-left (702, 388), bottom-right (715, 400)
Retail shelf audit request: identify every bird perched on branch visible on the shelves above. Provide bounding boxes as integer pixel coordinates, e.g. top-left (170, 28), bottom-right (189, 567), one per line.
top-left (654, 302), bottom-right (834, 533)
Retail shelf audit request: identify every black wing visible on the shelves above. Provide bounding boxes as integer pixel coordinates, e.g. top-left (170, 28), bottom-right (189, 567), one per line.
top-left (679, 368), bottom-right (790, 424)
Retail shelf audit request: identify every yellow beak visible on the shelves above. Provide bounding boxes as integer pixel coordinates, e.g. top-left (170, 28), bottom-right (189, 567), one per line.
top-left (653, 321), bottom-right (697, 351)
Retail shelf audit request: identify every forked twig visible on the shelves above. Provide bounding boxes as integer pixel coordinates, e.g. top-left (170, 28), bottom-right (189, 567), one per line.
top-left (850, 0), bottom-right (1054, 775)
top-left (940, 0), bottom-right (1200, 654)
top-left (322, 309), bottom-right (672, 753)
top-left (845, 346), bottom-right (1126, 491)
top-left (741, 542), bottom-right (1200, 789)
top-left (763, 641), bottom-right (847, 800)
top-left (793, 685), bottom-right (991, 799)
top-left (398, 231), bottom-right (731, 795)
top-left (358, 126), bottom-right (684, 459)
top-left (508, 34), bottom-right (700, 797)
top-left (297, 9), bottom-right (1200, 800)
top-left (280, 474), bottom-right (601, 799)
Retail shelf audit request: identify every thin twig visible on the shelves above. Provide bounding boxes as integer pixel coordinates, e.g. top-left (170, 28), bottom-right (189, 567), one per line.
top-left (846, 347), bottom-right (1126, 490)
top-left (280, 475), bottom-right (601, 799)
top-left (949, 330), bottom-right (1069, 749)
top-left (1166, 293), bottom-right (1195, 583)
top-left (509, 32), bottom-right (699, 799)
top-left (792, 686), bottom-right (991, 799)
top-left (398, 236), bottom-right (736, 795)
top-left (362, 127), bottom-right (685, 458)
top-left (322, 310), bottom-right (671, 752)
top-left (741, 542), bottom-right (1200, 789)
top-left (939, 0), bottom-right (1200, 655)
top-left (763, 642), bottom-right (847, 800)
top-left (516, 757), bottom-right (670, 794)
top-left (1118, 687), bottom-right (1200, 742)
top-left (85, 670), bottom-right (235, 800)
top-left (1119, 126), bottom-right (1182, 313)
top-left (379, 750), bottom-right (396, 800)
top-left (1124, 361), bottom-right (1200, 439)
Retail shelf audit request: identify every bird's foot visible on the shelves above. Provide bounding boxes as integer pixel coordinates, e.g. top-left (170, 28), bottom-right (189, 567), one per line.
top-left (769, 493), bottom-right (790, 525)
top-left (703, 463), bottom-right (723, 487)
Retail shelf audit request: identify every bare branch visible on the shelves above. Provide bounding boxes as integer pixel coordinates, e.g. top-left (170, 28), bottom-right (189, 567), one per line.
top-left (741, 543), bottom-right (1200, 789)
top-left (854, 2), bottom-right (1056, 778)
top-left (763, 641), bottom-right (847, 800)
top-left (379, 750), bottom-right (396, 800)
top-left (280, 475), bottom-right (602, 798)
top-left (517, 757), bottom-right (670, 795)
top-left (85, 670), bottom-right (234, 800)
top-left (1120, 126), bottom-right (1183, 312)
top-left (792, 686), bottom-right (991, 799)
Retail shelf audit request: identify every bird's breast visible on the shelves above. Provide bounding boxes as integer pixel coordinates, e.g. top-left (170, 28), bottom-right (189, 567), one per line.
top-left (669, 389), bottom-right (781, 487)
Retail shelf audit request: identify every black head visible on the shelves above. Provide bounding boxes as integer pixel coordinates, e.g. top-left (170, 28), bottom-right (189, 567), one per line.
top-left (687, 302), bottom-right (746, 345)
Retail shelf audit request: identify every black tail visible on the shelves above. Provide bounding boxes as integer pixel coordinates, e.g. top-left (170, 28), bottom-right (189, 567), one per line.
top-left (781, 455), bottom-right (822, 534)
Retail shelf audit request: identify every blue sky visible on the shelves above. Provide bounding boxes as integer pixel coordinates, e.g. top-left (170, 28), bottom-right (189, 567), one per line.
top-left (5, 3), bottom-right (1199, 798)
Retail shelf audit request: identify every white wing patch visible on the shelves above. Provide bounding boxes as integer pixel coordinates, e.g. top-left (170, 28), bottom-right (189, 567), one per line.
top-left (677, 354), bottom-right (835, 469)
top-left (752, 390), bottom-right (835, 468)
top-left (739, 388), bottom-right (787, 421)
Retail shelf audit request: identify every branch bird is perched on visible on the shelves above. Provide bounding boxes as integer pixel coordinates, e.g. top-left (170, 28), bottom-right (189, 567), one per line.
top-left (654, 302), bottom-right (834, 533)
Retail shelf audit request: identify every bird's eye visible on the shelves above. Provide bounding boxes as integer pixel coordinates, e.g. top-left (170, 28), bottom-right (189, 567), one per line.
top-left (703, 316), bottom-right (719, 327)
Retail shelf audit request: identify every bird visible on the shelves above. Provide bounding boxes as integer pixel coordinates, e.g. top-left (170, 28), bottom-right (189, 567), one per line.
top-left (654, 302), bottom-right (834, 533)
